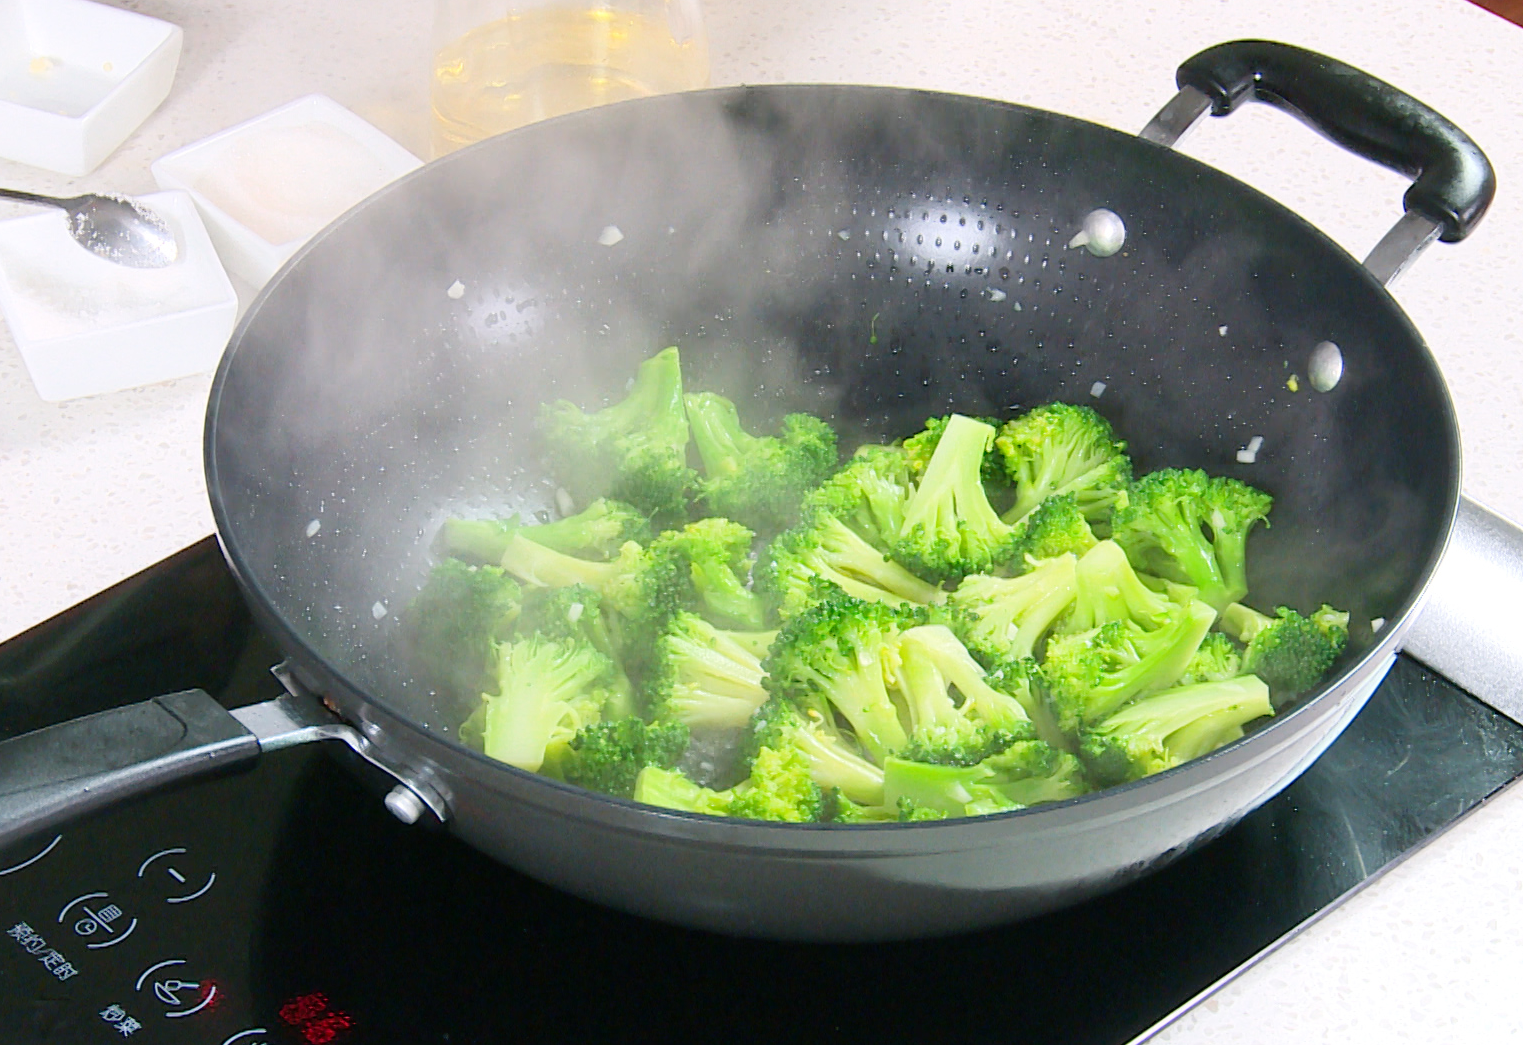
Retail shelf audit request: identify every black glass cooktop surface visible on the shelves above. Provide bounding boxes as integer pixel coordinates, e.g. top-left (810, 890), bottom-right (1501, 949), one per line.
top-left (3, 539), bottom-right (1522, 1045)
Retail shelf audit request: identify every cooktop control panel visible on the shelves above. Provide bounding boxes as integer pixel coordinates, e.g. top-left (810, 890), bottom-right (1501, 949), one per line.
top-left (0, 752), bottom-right (322, 1045)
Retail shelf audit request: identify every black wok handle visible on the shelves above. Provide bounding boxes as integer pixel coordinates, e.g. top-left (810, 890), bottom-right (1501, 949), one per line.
top-left (0, 690), bottom-right (259, 852)
top-left (1175, 40), bottom-right (1494, 243)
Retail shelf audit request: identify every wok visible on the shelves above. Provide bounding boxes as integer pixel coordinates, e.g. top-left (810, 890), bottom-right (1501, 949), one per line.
top-left (0, 41), bottom-right (1505, 941)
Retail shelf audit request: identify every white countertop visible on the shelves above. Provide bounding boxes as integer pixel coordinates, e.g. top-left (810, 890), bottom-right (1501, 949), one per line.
top-left (4, 1), bottom-right (1522, 1039)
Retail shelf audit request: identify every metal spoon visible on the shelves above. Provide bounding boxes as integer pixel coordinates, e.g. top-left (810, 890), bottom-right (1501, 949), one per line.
top-left (0, 188), bottom-right (178, 269)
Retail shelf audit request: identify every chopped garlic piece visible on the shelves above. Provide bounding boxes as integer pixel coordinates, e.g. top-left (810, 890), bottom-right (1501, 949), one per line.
top-left (446, 280), bottom-right (465, 299)
top-left (597, 225), bottom-right (624, 246)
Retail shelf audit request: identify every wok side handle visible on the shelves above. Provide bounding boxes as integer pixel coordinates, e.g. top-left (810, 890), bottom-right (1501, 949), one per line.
top-left (1402, 497), bottom-right (1523, 725)
top-left (0, 690), bottom-right (260, 853)
top-left (1173, 40), bottom-right (1495, 245)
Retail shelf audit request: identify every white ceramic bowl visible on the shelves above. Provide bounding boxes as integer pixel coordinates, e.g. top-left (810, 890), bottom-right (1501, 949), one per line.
top-left (151, 94), bottom-right (423, 288)
top-left (0, 0), bottom-right (182, 176)
top-left (0, 190), bottom-right (238, 401)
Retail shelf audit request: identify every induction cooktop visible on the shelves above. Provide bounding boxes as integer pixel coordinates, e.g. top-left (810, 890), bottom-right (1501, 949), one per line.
top-left (3, 538), bottom-right (1521, 1045)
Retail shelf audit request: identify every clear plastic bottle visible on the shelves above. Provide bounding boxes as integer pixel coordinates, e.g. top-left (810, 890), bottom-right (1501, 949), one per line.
top-left (430, 0), bottom-right (709, 157)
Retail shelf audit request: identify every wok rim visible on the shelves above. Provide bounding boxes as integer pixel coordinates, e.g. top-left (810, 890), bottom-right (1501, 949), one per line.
top-left (204, 82), bottom-right (1464, 843)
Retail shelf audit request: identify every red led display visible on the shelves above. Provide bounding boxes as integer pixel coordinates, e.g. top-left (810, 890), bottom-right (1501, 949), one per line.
top-left (279, 992), bottom-right (354, 1043)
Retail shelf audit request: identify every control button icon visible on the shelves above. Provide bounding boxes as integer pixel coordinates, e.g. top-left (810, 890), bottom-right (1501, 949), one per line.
top-left (137, 847), bottom-right (216, 903)
top-left (58, 891), bottom-right (139, 949)
top-left (0, 834), bottom-right (62, 877)
top-left (135, 958), bottom-right (218, 1018)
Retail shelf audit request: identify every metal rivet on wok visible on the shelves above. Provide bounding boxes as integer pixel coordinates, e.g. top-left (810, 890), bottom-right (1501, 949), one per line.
top-left (384, 785), bottom-right (426, 825)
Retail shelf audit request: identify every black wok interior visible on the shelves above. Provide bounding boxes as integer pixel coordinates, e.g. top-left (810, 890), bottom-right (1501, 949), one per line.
top-left (206, 85), bottom-right (1458, 744)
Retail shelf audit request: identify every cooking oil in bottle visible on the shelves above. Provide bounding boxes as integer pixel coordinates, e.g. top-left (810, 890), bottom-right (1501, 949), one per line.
top-left (431, 3), bottom-right (709, 156)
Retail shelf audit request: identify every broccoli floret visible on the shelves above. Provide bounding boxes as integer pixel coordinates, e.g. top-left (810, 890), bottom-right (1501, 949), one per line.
top-left (1059, 538), bottom-right (1177, 635)
top-left (537, 346), bottom-right (698, 522)
top-left (800, 444), bottom-right (914, 551)
top-left (515, 583), bottom-right (635, 718)
top-left (1176, 631), bottom-right (1245, 687)
top-left (890, 414), bottom-right (1017, 584)
top-left (561, 717), bottom-right (691, 798)
top-left (758, 511), bottom-right (944, 620)
top-left (650, 517), bottom-right (766, 630)
top-left (1079, 675), bottom-right (1274, 787)
top-left (436, 517), bottom-right (521, 565)
top-left (827, 793), bottom-right (901, 823)
top-left (632, 744), bottom-right (824, 822)
top-left (976, 741), bottom-right (1090, 809)
top-left (724, 744), bottom-right (825, 822)
top-left (881, 737), bottom-right (1083, 817)
top-left (472, 634), bottom-right (613, 772)
top-left (1110, 469), bottom-right (1272, 611)
top-left (499, 536), bottom-right (682, 632)
top-left (1040, 598), bottom-right (1218, 736)
top-left (646, 612), bottom-right (776, 730)
top-left (684, 392), bottom-right (839, 532)
top-left (901, 414), bottom-right (1005, 482)
top-left (994, 403), bottom-right (1132, 524)
top-left (403, 559), bottom-right (521, 702)
top-left (892, 624), bottom-right (1035, 763)
top-left (1220, 602), bottom-right (1349, 701)
top-left (520, 499), bottom-right (652, 558)
top-left (745, 695), bottom-right (886, 805)
top-left (631, 765), bottom-right (731, 816)
top-left (949, 556), bottom-right (1079, 662)
top-left (761, 588), bottom-right (925, 762)
top-left (1009, 493), bottom-right (1098, 563)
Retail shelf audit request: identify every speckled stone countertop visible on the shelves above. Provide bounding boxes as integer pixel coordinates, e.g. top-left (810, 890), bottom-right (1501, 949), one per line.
top-left (3, 1), bottom-right (1521, 1039)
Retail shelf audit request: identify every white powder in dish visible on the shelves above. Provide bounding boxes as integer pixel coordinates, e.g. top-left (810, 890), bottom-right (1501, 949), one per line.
top-left (191, 121), bottom-right (396, 245)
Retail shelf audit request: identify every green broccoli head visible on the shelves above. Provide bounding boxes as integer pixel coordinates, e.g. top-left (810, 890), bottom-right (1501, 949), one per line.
top-left (631, 744), bottom-right (824, 823)
top-left (1176, 631), bottom-right (1246, 687)
top-left (1079, 675), bottom-right (1274, 787)
top-left (977, 741), bottom-right (1091, 809)
top-left (800, 444), bottom-right (914, 551)
top-left (892, 623), bottom-right (1036, 759)
top-left (1040, 598), bottom-right (1218, 737)
top-left (646, 612), bottom-right (775, 730)
top-left (684, 391), bottom-right (839, 532)
top-left (1010, 492), bottom-right (1098, 563)
top-left (561, 717), bottom-right (692, 798)
top-left (994, 402), bottom-right (1132, 524)
top-left (520, 499), bottom-right (652, 559)
top-left (744, 695), bottom-right (887, 806)
top-left (496, 535), bottom-right (686, 662)
top-left (724, 744), bottom-right (825, 823)
top-left (1110, 468), bottom-right (1272, 611)
top-left (513, 583), bottom-right (636, 717)
top-left (949, 555), bottom-right (1079, 662)
top-left (880, 742), bottom-right (1083, 818)
top-left (404, 559), bottom-right (522, 702)
top-left (761, 587), bottom-right (926, 762)
top-left (891, 414), bottom-right (1018, 584)
top-left (537, 346), bottom-right (698, 522)
top-left (1222, 603), bottom-right (1349, 702)
top-left (474, 634), bottom-right (614, 772)
top-left (757, 510), bottom-right (944, 620)
top-left (650, 517), bottom-right (766, 630)
top-left (901, 414), bottom-right (1005, 482)
top-left (1059, 538), bottom-right (1177, 635)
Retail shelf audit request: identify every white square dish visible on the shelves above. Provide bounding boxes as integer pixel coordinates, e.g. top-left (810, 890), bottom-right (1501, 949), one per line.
top-left (0, 0), bottom-right (182, 176)
top-left (0, 190), bottom-right (238, 401)
top-left (151, 94), bottom-right (424, 288)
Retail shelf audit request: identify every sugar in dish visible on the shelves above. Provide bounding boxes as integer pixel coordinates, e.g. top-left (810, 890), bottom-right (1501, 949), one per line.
top-left (0, 189), bottom-right (237, 401)
top-left (152, 95), bottom-right (422, 288)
